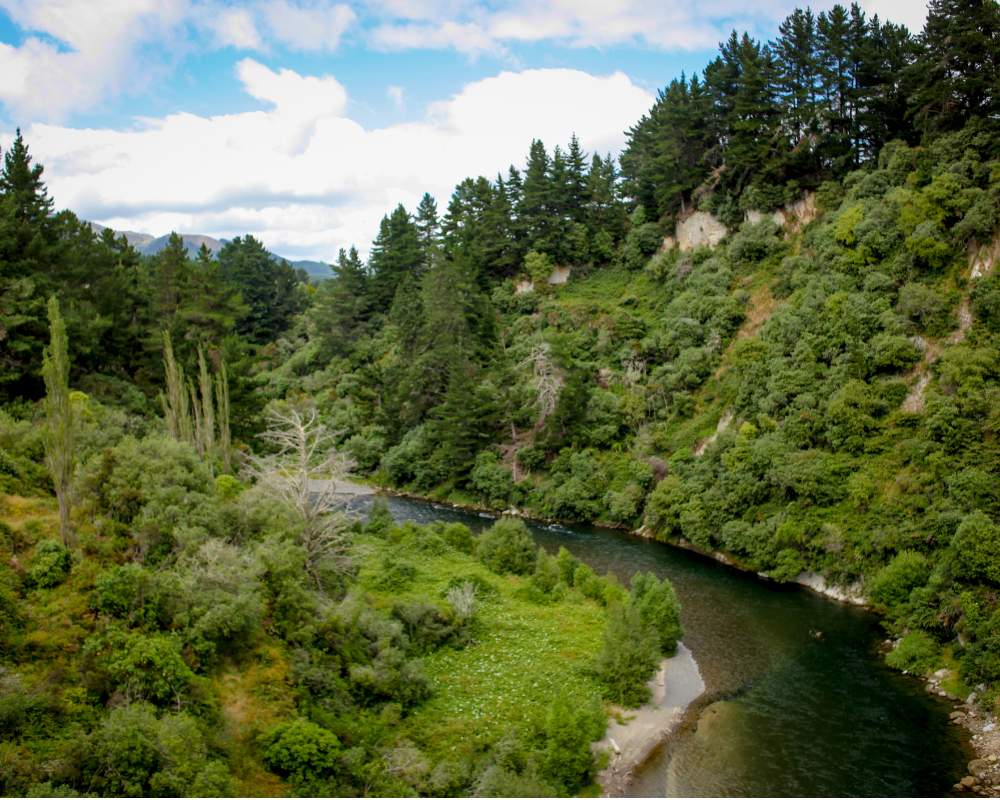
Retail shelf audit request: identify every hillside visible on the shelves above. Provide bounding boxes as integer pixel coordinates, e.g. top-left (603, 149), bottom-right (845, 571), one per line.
top-left (0, 0), bottom-right (999, 796)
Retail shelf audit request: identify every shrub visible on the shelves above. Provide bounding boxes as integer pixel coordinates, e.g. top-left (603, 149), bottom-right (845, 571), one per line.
top-left (259, 719), bottom-right (342, 790)
top-left (951, 511), bottom-right (1000, 584)
top-left (430, 521), bottom-right (475, 554)
top-left (363, 496), bottom-right (395, 537)
top-left (26, 540), bottom-right (72, 589)
top-left (868, 551), bottom-right (930, 609)
top-left (82, 627), bottom-right (196, 707)
top-left (533, 548), bottom-right (561, 593)
top-left (593, 603), bottom-right (660, 707)
top-left (555, 547), bottom-right (580, 586)
top-left (93, 563), bottom-right (163, 627)
top-left (476, 518), bottom-right (535, 575)
top-left (885, 631), bottom-right (939, 674)
top-left (629, 572), bottom-right (683, 656)
top-left (541, 692), bottom-right (605, 792)
top-left (213, 475), bottom-right (243, 502)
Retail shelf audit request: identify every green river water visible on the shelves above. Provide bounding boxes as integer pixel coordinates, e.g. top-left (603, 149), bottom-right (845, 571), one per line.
top-left (376, 494), bottom-right (972, 797)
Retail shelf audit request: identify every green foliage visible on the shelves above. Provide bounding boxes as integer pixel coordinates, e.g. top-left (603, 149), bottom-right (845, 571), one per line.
top-left (885, 631), bottom-right (940, 674)
top-left (82, 627), bottom-right (197, 707)
top-left (259, 719), bottom-right (342, 791)
top-left (629, 572), bottom-right (683, 655)
top-left (25, 539), bottom-right (71, 589)
top-left (476, 517), bottom-right (535, 575)
top-left (92, 563), bottom-right (163, 627)
top-left (951, 511), bottom-right (1000, 585)
top-left (593, 602), bottom-right (660, 707)
top-left (541, 692), bottom-right (604, 791)
top-left (868, 551), bottom-right (930, 609)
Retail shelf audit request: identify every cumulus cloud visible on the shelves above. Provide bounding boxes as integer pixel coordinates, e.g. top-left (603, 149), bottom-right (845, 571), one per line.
top-left (0, 0), bottom-right (929, 123)
top-left (0, 0), bottom-right (356, 122)
top-left (856, 0), bottom-right (928, 33)
top-left (5, 65), bottom-right (653, 260)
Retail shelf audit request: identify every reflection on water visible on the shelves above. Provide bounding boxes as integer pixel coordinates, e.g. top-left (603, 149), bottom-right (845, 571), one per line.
top-left (368, 496), bottom-right (972, 798)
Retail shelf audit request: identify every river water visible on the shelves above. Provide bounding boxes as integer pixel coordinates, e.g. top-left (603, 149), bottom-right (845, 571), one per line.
top-left (372, 495), bottom-right (972, 797)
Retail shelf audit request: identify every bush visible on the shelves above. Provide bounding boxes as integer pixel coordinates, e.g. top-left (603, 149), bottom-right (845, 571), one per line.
top-left (476, 518), bottom-right (535, 575)
top-left (93, 563), bottom-right (163, 627)
top-left (951, 511), bottom-right (1000, 584)
top-left (533, 547), bottom-right (561, 593)
top-left (593, 602), bottom-right (660, 707)
top-left (868, 551), bottom-right (930, 609)
top-left (541, 692), bottom-right (605, 792)
top-left (629, 572), bottom-right (683, 655)
top-left (363, 496), bottom-right (395, 537)
top-left (885, 631), bottom-right (939, 674)
top-left (26, 540), bottom-right (72, 589)
top-left (432, 521), bottom-right (475, 554)
top-left (82, 627), bottom-right (196, 707)
top-left (555, 547), bottom-right (580, 586)
top-left (259, 719), bottom-right (342, 790)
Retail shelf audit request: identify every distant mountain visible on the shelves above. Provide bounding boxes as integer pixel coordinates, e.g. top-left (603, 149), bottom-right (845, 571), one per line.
top-left (88, 223), bottom-right (333, 280)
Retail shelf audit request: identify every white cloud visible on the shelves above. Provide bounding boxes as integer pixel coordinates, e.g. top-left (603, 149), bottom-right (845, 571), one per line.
top-left (0, 0), bottom-right (922, 123)
top-left (0, 0), bottom-right (356, 122)
top-left (0, 0), bottom-right (188, 121)
top-left (261, 1), bottom-right (356, 51)
top-left (856, 0), bottom-right (928, 33)
top-left (4, 65), bottom-right (653, 260)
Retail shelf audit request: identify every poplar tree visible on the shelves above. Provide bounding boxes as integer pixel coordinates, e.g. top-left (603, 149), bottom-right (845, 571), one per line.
top-left (41, 297), bottom-right (75, 546)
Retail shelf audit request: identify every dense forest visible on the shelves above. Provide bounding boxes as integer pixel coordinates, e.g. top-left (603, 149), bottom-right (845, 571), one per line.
top-left (2, 0), bottom-right (1000, 794)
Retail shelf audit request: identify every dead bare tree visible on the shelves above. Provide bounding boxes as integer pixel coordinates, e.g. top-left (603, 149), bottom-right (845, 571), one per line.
top-left (242, 406), bottom-right (358, 592)
top-left (517, 342), bottom-right (562, 430)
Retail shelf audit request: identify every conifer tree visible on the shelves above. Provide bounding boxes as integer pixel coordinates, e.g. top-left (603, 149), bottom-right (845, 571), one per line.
top-left (312, 246), bottom-right (372, 361)
top-left (415, 193), bottom-right (441, 254)
top-left (368, 205), bottom-right (422, 314)
top-left (0, 131), bottom-right (59, 397)
top-left (907, 0), bottom-right (1000, 133)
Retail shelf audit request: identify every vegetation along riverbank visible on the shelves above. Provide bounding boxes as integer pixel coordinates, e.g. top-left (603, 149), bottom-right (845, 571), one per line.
top-left (2, 0), bottom-right (1000, 794)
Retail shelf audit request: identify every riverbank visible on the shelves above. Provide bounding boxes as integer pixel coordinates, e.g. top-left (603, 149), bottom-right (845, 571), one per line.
top-left (377, 487), bottom-right (871, 609)
top-left (595, 643), bottom-right (704, 797)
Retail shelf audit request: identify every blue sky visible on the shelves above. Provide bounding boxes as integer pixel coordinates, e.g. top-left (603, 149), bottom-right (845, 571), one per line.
top-left (0, 0), bottom-right (928, 260)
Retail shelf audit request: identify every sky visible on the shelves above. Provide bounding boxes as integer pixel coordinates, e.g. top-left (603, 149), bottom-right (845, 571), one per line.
top-left (0, 0), bottom-right (929, 261)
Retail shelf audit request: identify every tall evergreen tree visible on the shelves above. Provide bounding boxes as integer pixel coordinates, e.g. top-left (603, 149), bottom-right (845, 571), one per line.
top-left (907, 0), bottom-right (1000, 134)
top-left (368, 205), bottom-right (422, 314)
top-left (312, 246), bottom-right (372, 362)
top-left (218, 235), bottom-right (305, 344)
top-left (0, 131), bottom-right (58, 397)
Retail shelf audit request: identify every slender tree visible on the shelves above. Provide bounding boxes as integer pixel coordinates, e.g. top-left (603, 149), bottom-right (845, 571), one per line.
top-left (41, 297), bottom-right (75, 546)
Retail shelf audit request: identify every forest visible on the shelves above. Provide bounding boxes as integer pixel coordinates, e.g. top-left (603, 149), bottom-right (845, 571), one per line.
top-left (1, 0), bottom-right (1000, 794)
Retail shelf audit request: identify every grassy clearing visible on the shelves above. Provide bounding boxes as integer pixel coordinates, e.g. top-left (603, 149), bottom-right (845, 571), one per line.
top-left (355, 532), bottom-right (608, 765)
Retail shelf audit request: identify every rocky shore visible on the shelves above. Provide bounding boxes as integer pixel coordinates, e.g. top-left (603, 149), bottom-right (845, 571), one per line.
top-left (925, 668), bottom-right (1000, 796)
top-left (595, 643), bottom-right (704, 797)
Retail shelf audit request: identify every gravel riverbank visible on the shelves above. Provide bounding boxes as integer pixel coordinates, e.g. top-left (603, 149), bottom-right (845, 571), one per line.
top-left (596, 643), bottom-right (704, 797)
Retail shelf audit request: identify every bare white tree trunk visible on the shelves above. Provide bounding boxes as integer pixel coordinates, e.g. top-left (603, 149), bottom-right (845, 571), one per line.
top-left (242, 406), bottom-right (357, 592)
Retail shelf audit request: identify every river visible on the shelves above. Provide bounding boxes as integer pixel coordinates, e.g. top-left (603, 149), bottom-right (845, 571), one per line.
top-left (369, 494), bottom-right (972, 797)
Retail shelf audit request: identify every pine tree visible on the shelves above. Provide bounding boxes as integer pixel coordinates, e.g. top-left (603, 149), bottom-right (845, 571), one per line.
top-left (817, 4), bottom-right (857, 167)
top-left (312, 246), bottom-right (372, 361)
top-left (415, 193), bottom-right (441, 255)
top-left (774, 8), bottom-right (821, 144)
top-left (183, 243), bottom-right (247, 345)
top-left (218, 235), bottom-right (305, 344)
top-left (368, 205), bottom-right (422, 314)
top-left (907, 0), bottom-right (1000, 133)
top-left (0, 130), bottom-right (59, 397)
